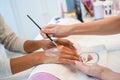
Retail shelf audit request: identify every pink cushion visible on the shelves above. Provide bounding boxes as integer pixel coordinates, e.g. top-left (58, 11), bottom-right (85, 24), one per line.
top-left (29, 72), bottom-right (60, 80)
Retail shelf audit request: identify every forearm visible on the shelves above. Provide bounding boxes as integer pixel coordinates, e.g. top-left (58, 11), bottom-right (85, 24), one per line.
top-left (10, 52), bottom-right (42, 74)
top-left (101, 68), bottom-right (120, 80)
top-left (70, 16), bottom-right (120, 35)
top-left (24, 40), bottom-right (43, 53)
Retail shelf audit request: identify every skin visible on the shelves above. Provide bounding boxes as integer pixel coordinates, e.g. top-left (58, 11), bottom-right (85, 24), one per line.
top-left (10, 39), bottom-right (79, 74)
top-left (75, 61), bottom-right (120, 80)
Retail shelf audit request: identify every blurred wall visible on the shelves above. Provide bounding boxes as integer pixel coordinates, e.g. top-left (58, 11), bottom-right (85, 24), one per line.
top-left (0, 0), bottom-right (60, 39)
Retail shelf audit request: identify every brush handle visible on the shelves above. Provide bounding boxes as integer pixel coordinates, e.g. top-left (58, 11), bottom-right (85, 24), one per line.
top-left (27, 15), bottom-right (57, 46)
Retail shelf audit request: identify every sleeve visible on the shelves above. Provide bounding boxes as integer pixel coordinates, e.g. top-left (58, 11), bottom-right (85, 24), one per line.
top-left (0, 15), bottom-right (26, 53)
top-left (0, 59), bottom-right (12, 78)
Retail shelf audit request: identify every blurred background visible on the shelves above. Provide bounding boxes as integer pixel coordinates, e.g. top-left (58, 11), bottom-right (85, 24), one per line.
top-left (0, 0), bottom-right (77, 39)
top-left (0, 0), bottom-right (119, 39)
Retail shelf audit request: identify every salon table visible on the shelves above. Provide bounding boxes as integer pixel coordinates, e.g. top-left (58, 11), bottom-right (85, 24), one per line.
top-left (27, 17), bottom-right (120, 80)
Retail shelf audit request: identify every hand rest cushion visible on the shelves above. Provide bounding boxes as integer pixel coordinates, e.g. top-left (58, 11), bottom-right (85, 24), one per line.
top-left (29, 72), bottom-right (60, 80)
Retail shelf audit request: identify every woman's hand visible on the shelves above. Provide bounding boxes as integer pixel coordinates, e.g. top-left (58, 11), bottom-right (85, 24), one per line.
top-left (41, 24), bottom-right (72, 38)
top-left (40, 38), bottom-right (76, 50)
top-left (36, 46), bottom-right (79, 65)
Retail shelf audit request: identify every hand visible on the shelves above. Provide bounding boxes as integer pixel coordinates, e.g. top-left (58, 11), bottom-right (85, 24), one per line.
top-left (75, 61), bottom-right (120, 80)
top-left (36, 46), bottom-right (79, 65)
top-left (75, 61), bottom-right (108, 79)
top-left (57, 45), bottom-right (79, 64)
top-left (40, 38), bottom-right (76, 50)
top-left (41, 24), bottom-right (72, 38)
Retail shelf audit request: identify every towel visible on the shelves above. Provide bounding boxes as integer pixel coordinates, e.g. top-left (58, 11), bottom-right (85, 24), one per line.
top-left (107, 50), bottom-right (120, 73)
top-left (28, 45), bottom-right (108, 80)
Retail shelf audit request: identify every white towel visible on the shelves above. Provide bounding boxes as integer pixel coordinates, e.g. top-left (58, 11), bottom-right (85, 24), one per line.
top-left (107, 50), bottom-right (120, 73)
top-left (28, 45), bottom-right (108, 80)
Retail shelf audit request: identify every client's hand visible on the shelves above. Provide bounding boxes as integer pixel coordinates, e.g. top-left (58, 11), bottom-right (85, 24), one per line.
top-left (75, 61), bottom-right (112, 79)
top-left (75, 61), bottom-right (103, 78)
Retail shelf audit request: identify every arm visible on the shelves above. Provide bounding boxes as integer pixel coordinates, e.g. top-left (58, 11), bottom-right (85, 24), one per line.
top-left (10, 52), bottom-right (42, 74)
top-left (101, 68), bottom-right (120, 80)
top-left (0, 15), bottom-right (47, 53)
top-left (24, 40), bottom-right (52, 53)
top-left (42, 16), bottom-right (120, 38)
top-left (24, 38), bottom-right (76, 53)
top-left (70, 16), bottom-right (120, 35)
top-left (75, 61), bottom-right (120, 80)
top-left (11, 45), bottom-right (79, 74)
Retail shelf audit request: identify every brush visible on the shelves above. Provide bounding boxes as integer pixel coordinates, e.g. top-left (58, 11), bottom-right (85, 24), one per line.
top-left (27, 15), bottom-right (57, 46)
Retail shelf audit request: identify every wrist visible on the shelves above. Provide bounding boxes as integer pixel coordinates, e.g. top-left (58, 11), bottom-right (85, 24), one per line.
top-left (69, 22), bottom-right (101, 35)
top-left (31, 52), bottom-right (44, 64)
top-left (68, 24), bottom-right (79, 35)
top-left (69, 23), bottom-right (86, 35)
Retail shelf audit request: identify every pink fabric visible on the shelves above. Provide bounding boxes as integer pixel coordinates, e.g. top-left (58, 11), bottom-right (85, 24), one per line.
top-left (29, 72), bottom-right (60, 80)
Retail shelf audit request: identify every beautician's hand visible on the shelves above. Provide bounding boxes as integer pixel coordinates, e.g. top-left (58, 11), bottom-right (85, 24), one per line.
top-left (75, 61), bottom-right (120, 80)
top-left (41, 24), bottom-right (72, 38)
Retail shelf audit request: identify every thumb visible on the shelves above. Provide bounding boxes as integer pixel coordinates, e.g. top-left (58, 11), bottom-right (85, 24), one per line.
top-left (41, 29), bottom-right (54, 34)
